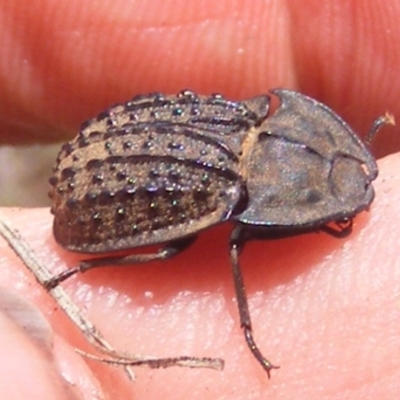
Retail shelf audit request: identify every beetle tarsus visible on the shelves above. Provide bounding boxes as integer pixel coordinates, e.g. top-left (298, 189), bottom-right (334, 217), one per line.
top-left (243, 326), bottom-right (279, 378)
top-left (44, 267), bottom-right (80, 289)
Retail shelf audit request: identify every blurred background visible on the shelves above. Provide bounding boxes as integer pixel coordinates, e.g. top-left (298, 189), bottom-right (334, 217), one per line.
top-left (0, 144), bottom-right (59, 206)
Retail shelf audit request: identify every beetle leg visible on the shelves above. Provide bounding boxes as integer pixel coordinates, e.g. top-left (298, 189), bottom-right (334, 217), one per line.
top-left (320, 218), bottom-right (353, 238)
top-left (44, 236), bottom-right (197, 289)
top-left (229, 225), bottom-right (279, 378)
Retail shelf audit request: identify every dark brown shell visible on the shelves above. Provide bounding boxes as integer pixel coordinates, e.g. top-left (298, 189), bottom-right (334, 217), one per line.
top-left (49, 91), bottom-right (269, 253)
top-left (49, 88), bottom-right (379, 253)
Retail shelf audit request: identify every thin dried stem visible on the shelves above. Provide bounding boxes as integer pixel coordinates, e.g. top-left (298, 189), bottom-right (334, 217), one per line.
top-left (0, 213), bottom-right (224, 379)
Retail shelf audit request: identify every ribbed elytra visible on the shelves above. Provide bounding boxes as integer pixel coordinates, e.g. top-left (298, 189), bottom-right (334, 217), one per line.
top-left (49, 90), bottom-right (269, 252)
top-left (48, 89), bottom-right (393, 378)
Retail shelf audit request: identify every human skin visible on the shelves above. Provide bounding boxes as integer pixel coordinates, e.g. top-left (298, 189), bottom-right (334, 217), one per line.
top-left (1, 1), bottom-right (400, 399)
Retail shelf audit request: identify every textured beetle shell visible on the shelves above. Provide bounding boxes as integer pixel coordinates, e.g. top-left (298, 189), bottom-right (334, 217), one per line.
top-left (50, 89), bottom-right (379, 253)
top-left (237, 89), bottom-right (378, 228)
top-left (49, 90), bottom-right (269, 253)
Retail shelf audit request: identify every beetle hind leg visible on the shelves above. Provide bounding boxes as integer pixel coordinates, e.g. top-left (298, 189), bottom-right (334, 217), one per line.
top-left (229, 225), bottom-right (279, 378)
top-left (44, 236), bottom-right (197, 289)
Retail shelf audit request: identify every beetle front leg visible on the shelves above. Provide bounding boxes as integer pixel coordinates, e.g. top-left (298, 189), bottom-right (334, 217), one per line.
top-left (229, 225), bottom-right (279, 378)
top-left (45, 236), bottom-right (197, 289)
top-left (320, 218), bottom-right (353, 238)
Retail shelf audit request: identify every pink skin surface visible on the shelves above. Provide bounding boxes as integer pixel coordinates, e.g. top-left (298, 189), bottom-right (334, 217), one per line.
top-left (1, 1), bottom-right (400, 399)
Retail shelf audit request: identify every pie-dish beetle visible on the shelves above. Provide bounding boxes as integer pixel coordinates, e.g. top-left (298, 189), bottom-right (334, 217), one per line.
top-left (48, 89), bottom-right (393, 377)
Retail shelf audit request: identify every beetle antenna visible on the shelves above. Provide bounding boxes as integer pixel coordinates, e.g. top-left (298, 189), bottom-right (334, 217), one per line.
top-left (365, 112), bottom-right (395, 146)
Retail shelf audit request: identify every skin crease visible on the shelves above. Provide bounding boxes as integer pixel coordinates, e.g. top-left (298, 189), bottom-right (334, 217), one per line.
top-left (0, 0), bottom-right (400, 398)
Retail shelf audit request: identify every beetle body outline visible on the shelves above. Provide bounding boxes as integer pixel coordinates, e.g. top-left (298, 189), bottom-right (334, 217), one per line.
top-left (48, 89), bottom-right (389, 377)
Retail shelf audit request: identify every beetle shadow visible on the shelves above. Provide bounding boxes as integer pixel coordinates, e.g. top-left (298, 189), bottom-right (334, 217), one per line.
top-left (68, 215), bottom-right (370, 308)
top-left (65, 224), bottom-right (234, 305)
top-left (224, 214), bottom-right (372, 303)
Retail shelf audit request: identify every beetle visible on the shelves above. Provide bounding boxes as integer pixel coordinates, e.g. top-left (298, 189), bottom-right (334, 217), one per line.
top-left (47, 89), bottom-right (391, 377)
